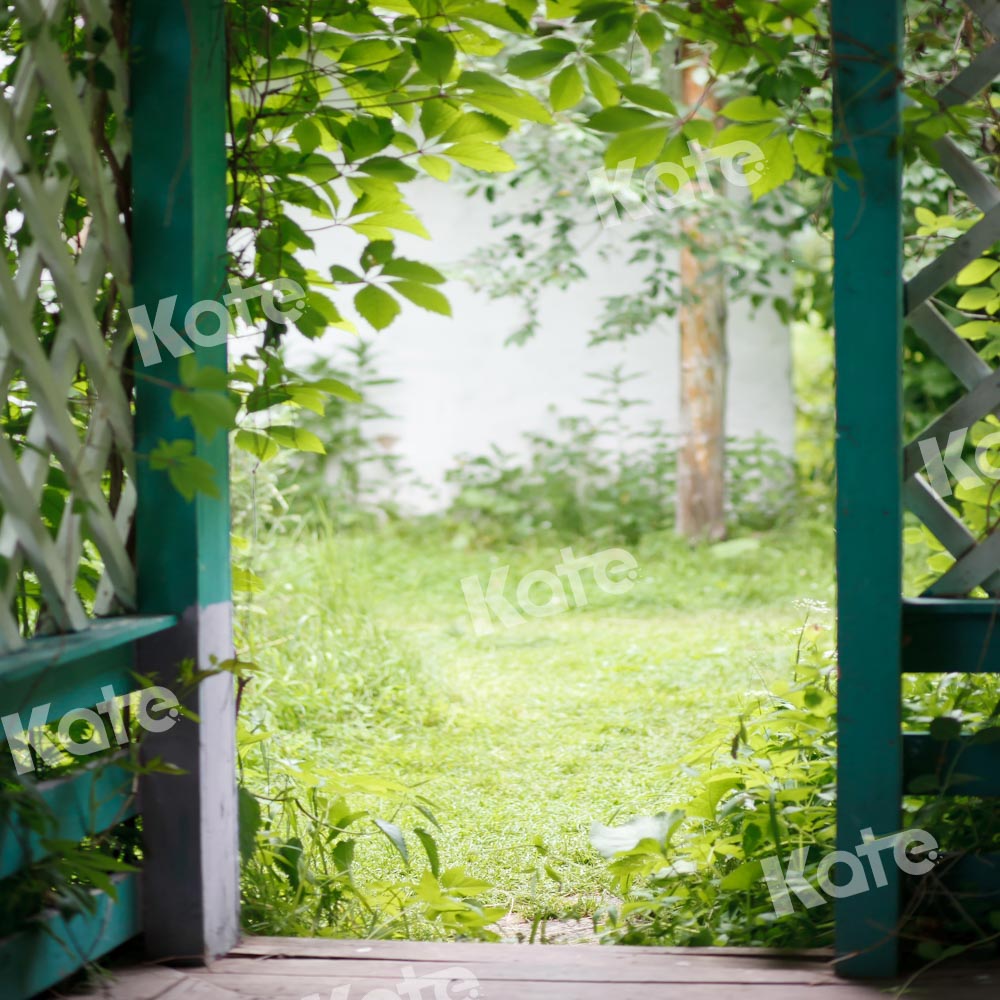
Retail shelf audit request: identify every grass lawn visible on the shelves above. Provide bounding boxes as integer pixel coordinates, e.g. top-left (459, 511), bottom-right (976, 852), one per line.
top-left (239, 515), bottom-right (835, 937)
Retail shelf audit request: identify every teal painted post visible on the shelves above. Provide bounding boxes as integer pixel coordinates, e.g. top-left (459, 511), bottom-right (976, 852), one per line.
top-left (131, 0), bottom-right (238, 960)
top-left (832, 0), bottom-right (904, 978)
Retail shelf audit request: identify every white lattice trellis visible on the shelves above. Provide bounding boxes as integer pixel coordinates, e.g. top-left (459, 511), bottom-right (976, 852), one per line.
top-left (0, 0), bottom-right (135, 652)
top-left (903, 0), bottom-right (1000, 598)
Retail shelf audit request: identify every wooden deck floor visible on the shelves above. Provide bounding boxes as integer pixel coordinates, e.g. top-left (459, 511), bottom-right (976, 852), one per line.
top-left (60, 936), bottom-right (1000, 999)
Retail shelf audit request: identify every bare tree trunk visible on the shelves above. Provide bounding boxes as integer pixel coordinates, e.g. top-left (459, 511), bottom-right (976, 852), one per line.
top-left (676, 57), bottom-right (728, 542)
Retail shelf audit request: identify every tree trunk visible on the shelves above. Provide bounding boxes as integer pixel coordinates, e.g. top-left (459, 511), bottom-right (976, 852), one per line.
top-left (675, 57), bottom-right (728, 542)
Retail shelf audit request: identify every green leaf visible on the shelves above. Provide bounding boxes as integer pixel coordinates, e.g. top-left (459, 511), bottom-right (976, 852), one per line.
top-left (792, 129), bottom-right (827, 176)
top-left (957, 258), bottom-right (1000, 285)
top-left (550, 64), bottom-right (584, 112)
top-left (389, 280), bottom-right (452, 315)
top-left (381, 258), bottom-right (446, 283)
top-left (234, 429), bottom-right (280, 462)
top-left (587, 107), bottom-right (659, 133)
top-left (293, 119), bottom-right (321, 154)
top-left (413, 28), bottom-right (455, 81)
top-left (720, 859), bottom-right (764, 891)
top-left (238, 786), bottom-right (262, 861)
top-left (957, 287), bottom-right (997, 310)
top-left (418, 154), bottom-right (452, 180)
top-left (748, 133), bottom-right (795, 199)
top-left (507, 48), bottom-right (567, 79)
top-left (720, 95), bottom-right (782, 123)
top-left (415, 827), bottom-right (440, 877)
top-left (446, 141), bottom-right (516, 172)
top-left (355, 284), bottom-right (401, 330)
top-left (266, 426), bottom-right (326, 454)
top-left (636, 11), bottom-right (666, 53)
top-left (621, 84), bottom-right (676, 114)
top-left (374, 819), bottom-right (409, 866)
top-left (585, 59), bottom-right (620, 108)
top-left (150, 440), bottom-right (220, 501)
top-left (170, 388), bottom-right (238, 441)
top-left (603, 127), bottom-right (668, 170)
top-left (309, 377), bottom-right (363, 402)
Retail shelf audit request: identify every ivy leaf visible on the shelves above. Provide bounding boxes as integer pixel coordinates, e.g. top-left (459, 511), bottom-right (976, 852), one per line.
top-left (621, 84), bottom-right (676, 114)
top-left (550, 64), bottom-right (584, 112)
top-left (586, 59), bottom-right (620, 108)
top-left (748, 133), bottom-right (795, 199)
top-left (235, 429), bottom-right (280, 462)
top-left (170, 388), bottom-right (238, 441)
top-left (792, 129), bottom-right (827, 176)
top-left (446, 141), bottom-right (516, 172)
top-left (265, 426), bottom-right (326, 454)
top-left (413, 28), bottom-right (455, 81)
top-left (149, 439), bottom-right (220, 501)
top-left (355, 284), bottom-right (401, 330)
top-left (603, 127), bottom-right (668, 170)
top-left (636, 11), bottom-right (666, 53)
top-left (381, 258), bottom-right (446, 283)
top-left (587, 107), bottom-right (660, 133)
top-left (507, 48), bottom-right (567, 79)
top-left (720, 95), bottom-right (782, 123)
top-left (293, 119), bottom-right (321, 154)
top-left (418, 154), bottom-right (452, 180)
top-left (389, 280), bottom-right (452, 315)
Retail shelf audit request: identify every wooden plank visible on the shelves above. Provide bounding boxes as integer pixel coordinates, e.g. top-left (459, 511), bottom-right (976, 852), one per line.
top-left (903, 733), bottom-right (1000, 796)
top-left (204, 955), bottom-right (839, 985)
top-left (131, 0), bottom-right (238, 963)
top-left (232, 937), bottom-right (832, 964)
top-left (0, 615), bottom-right (174, 698)
top-left (0, 757), bottom-right (135, 879)
top-left (0, 873), bottom-right (139, 1000)
top-left (902, 597), bottom-right (1000, 672)
top-left (180, 970), bottom-right (983, 999)
top-left (831, 0), bottom-right (905, 979)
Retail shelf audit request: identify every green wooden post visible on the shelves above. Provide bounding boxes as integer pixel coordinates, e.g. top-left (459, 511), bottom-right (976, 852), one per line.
top-left (131, 0), bottom-right (238, 960)
top-left (831, 0), bottom-right (904, 978)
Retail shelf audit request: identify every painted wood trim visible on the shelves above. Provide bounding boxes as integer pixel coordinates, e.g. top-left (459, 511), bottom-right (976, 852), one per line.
top-left (831, 0), bottom-right (905, 978)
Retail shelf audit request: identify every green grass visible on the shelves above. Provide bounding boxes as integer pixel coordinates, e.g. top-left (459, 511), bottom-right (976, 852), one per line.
top-left (238, 516), bottom-right (835, 936)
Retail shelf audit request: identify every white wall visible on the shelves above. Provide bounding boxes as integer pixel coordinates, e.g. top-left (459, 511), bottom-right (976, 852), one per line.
top-left (287, 178), bottom-right (795, 512)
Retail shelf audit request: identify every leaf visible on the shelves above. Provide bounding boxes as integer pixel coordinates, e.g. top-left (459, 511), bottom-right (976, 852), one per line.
top-left (170, 388), bottom-right (238, 441)
top-left (720, 95), bottom-right (781, 123)
top-left (929, 716), bottom-right (962, 742)
top-left (636, 11), bottom-right (666, 53)
top-left (381, 258), bottom-right (446, 284)
top-left (418, 154), bottom-right (452, 180)
top-left (238, 786), bottom-right (261, 861)
top-left (792, 129), bottom-right (827, 175)
top-left (274, 837), bottom-right (304, 890)
top-left (355, 284), bottom-right (401, 330)
top-left (585, 59), bottom-right (620, 108)
top-left (415, 827), bottom-right (440, 877)
top-left (232, 566), bottom-right (265, 593)
top-left (374, 819), bottom-right (409, 865)
top-left (235, 429), bottom-right (279, 462)
top-left (603, 127), bottom-right (667, 170)
top-left (550, 64), bottom-right (584, 112)
top-left (748, 133), bottom-right (795, 199)
top-left (957, 258), bottom-right (1000, 285)
top-left (150, 440), bottom-right (220, 501)
top-left (293, 119), bottom-right (321, 154)
top-left (957, 287), bottom-right (997, 310)
top-left (446, 141), bottom-right (516, 172)
top-left (621, 84), bottom-right (676, 114)
top-left (587, 107), bottom-right (660, 133)
top-left (389, 280), bottom-right (452, 315)
top-left (720, 859), bottom-right (763, 891)
top-left (507, 48), bottom-right (567, 79)
top-left (413, 28), bottom-right (455, 81)
top-left (266, 426), bottom-right (326, 454)
top-left (309, 377), bottom-right (363, 402)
